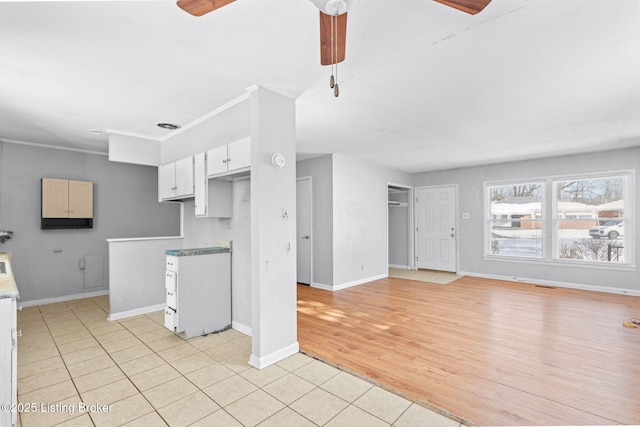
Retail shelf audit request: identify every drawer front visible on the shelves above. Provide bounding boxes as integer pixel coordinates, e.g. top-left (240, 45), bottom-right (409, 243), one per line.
top-left (164, 308), bottom-right (177, 330)
top-left (166, 256), bottom-right (178, 272)
top-left (165, 270), bottom-right (176, 291)
top-left (166, 289), bottom-right (177, 311)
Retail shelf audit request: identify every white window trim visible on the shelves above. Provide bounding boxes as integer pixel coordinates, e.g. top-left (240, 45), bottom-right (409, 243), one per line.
top-left (484, 169), bottom-right (635, 270)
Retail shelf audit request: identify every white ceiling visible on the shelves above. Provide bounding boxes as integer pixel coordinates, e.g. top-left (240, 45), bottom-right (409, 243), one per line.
top-left (1, 0), bottom-right (639, 173)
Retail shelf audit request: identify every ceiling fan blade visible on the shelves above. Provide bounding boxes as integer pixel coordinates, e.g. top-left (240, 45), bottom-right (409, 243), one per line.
top-left (176, 0), bottom-right (235, 17)
top-left (433, 0), bottom-right (491, 15)
top-left (319, 11), bottom-right (347, 66)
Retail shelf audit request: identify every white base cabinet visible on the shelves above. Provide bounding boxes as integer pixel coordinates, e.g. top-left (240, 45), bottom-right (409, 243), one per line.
top-left (0, 297), bottom-right (17, 427)
top-left (164, 250), bottom-right (231, 338)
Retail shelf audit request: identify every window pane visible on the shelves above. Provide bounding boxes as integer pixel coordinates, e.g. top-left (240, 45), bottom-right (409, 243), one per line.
top-left (555, 176), bottom-right (625, 263)
top-left (488, 183), bottom-right (543, 258)
top-left (490, 220), bottom-right (543, 257)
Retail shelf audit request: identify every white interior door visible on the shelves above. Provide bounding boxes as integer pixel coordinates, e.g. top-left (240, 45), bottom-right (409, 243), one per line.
top-left (296, 178), bottom-right (312, 284)
top-left (416, 186), bottom-right (457, 272)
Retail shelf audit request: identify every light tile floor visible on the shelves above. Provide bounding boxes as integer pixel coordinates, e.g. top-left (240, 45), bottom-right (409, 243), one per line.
top-left (16, 295), bottom-right (466, 426)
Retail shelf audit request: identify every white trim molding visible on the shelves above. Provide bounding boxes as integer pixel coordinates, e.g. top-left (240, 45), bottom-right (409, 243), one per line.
top-left (458, 271), bottom-right (640, 297)
top-left (332, 273), bottom-right (388, 291)
top-left (20, 290), bottom-right (110, 308)
top-left (108, 303), bottom-right (166, 321)
top-left (249, 341), bottom-right (300, 370)
top-left (232, 321), bottom-right (252, 336)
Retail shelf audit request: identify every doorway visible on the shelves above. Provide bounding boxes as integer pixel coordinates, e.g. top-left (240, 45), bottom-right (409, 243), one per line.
top-left (296, 177), bottom-right (312, 285)
top-left (415, 185), bottom-right (458, 272)
top-left (388, 184), bottom-right (414, 270)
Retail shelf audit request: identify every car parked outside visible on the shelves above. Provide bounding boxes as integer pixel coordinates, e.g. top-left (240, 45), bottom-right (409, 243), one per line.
top-left (589, 220), bottom-right (623, 239)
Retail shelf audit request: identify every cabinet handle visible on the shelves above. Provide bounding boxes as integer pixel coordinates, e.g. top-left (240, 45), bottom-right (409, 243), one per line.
top-left (222, 159), bottom-right (227, 164)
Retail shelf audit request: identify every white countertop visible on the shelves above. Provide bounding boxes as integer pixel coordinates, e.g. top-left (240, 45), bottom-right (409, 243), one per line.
top-left (0, 253), bottom-right (19, 299)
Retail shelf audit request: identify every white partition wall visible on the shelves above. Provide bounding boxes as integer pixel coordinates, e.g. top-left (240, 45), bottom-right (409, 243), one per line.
top-left (107, 236), bottom-right (184, 319)
top-left (249, 86), bottom-right (299, 368)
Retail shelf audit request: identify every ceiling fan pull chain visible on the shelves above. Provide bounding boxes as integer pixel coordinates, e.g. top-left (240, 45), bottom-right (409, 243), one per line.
top-left (333, 13), bottom-right (339, 97)
top-left (329, 12), bottom-right (335, 89)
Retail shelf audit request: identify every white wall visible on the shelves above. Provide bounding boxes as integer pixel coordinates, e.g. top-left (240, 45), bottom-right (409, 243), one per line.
top-left (0, 142), bottom-right (180, 303)
top-left (412, 147), bottom-right (640, 292)
top-left (181, 179), bottom-right (252, 332)
top-left (314, 154), bottom-right (411, 289)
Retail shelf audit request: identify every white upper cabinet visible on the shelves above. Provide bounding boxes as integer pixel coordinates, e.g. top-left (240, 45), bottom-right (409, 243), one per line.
top-left (174, 157), bottom-right (194, 198)
top-left (227, 138), bottom-right (251, 172)
top-left (158, 156), bottom-right (194, 201)
top-left (207, 138), bottom-right (251, 178)
top-left (207, 145), bottom-right (229, 176)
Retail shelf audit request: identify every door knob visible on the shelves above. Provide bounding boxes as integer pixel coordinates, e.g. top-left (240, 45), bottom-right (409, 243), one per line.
top-left (450, 233), bottom-right (455, 238)
top-left (302, 235), bottom-right (310, 240)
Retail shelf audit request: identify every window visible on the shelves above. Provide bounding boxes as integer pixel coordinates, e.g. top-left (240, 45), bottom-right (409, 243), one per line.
top-left (554, 175), bottom-right (627, 263)
top-left (487, 182), bottom-right (543, 258)
top-left (485, 171), bottom-right (633, 267)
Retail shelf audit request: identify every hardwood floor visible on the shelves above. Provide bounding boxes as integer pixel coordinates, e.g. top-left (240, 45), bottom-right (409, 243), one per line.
top-left (297, 276), bottom-right (640, 426)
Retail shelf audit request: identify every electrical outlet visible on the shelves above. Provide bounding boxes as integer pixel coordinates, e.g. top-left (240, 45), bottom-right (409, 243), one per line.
top-left (462, 213), bottom-right (470, 219)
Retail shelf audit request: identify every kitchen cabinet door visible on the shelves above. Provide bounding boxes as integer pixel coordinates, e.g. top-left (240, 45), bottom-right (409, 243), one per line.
top-left (207, 146), bottom-right (228, 176)
top-left (158, 164), bottom-right (176, 200)
top-left (227, 138), bottom-right (250, 172)
top-left (42, 178), bottom-right (69, 218)
top-left (68, 180), bottom-right (93, 218)
top-left (174, 157), bottom-right (194, 198)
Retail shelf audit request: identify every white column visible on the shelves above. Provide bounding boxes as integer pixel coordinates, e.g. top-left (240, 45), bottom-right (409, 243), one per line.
top-left (249, 86), bottom-right (299, 369)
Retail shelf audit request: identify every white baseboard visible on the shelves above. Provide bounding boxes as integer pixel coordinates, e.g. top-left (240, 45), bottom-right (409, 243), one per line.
top-left (249, 341), bottom-right (299, 370)
top-left (457, 271), bottom-right (640, 297)
top-left (389, 264), bottom-right (410, 270)
top-left (108, 303), bottom-right (166, 321)
top-left (232, 321), bottom-right (252, 336)
top-left (310, 282), bottom-right (332, 291)
top-left (333, 273), bottom-right (388, 291)
top-left (311, 273), bottom-right (389, 292)
top-left (20, 290), bottom-right (110, 308)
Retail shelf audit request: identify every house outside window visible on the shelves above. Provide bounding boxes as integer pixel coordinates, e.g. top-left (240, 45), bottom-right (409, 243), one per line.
top-left (487, 182), bottom-right (544, 258)
top-left (485, 170), bottom-right (634, 268)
